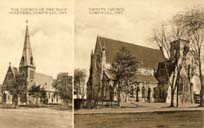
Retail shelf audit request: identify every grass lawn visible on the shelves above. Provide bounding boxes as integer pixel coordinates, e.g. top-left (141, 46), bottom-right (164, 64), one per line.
top-left (0, 108), bottom-right (72, 128)
top-left (75, 111), bottom-right (203, 128)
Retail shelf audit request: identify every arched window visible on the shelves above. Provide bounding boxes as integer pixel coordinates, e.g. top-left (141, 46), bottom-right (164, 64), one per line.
top-left (142, 86), bottom-right (145, 98)
top-left (30, 57), bottom-right (33, 65)
top-left (22, 71), bottom-right (25, 77)
top-left (147, 87), bottom-right (151, 102)
top-left (2, 93), bottom-right (6, 102)
top-left (95, 54), bottom-right (101, 70)
top-left (21, 56), bottom-right (25, 64)
top-left (130, 86), bottom-right (134, 97)
top-left (178, 78), bottom-right (183, 94)
top-left (136, 86), bottom-right (140, 102)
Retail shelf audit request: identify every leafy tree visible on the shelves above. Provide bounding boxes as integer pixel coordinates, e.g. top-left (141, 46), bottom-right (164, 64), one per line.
top-left (74, 69), bottom-right (86, 99)
top-left (8, 74), bottom-right (27, 108)
top-left (52, 73), bottom-right (72, 106)
top-left (28, 85), bottom-right (47, 104)
top-left (111, 47), bottom-right (139, 105)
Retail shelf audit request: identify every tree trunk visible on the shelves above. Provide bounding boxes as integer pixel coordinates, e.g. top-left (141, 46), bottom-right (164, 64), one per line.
top-left (117, 90), bottom-right (121, 106)
top-left (170, 66), bottom-right (180, 107)
top-left (125, 85), bottom-right (128, 102)
top-left (115, 81), bottom-right (121, 106)
top-left (125, 82), bottom-right (130, 103)
top-left (170, 86), bottom-right (175, 107)
top-left (125, 94), bottom-right (127, 102)
top-left (176, 73), bottom-right (180, 108)
top-left (13, 95), bottom-right (19, 109)
top-left (199, 60), bottom-right (203, 107)
top-left (176, 83), bottom-right (179, 107)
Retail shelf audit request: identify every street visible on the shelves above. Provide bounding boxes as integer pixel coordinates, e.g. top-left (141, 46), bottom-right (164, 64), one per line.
top-left (75, 110), bottom-right (203, 128)
top-left (0, 108), bottom-right (72, 128)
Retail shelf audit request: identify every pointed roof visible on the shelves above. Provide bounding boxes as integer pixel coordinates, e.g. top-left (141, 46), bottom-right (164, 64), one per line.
top-left (34, 72), bottom-right (55, 91)
top-left (8, 62), bottom-right (19, 78)
top-left (20, 22), bottom-right (35, 67)
top-left (2, 63), bottom-right (19, 86)
top-left (95, 36), bottom-right (165, 69)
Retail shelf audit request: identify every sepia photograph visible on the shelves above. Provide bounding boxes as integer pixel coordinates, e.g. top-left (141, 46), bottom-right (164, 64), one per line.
top-left (2, 0), bottom-right (204, 128)
top-left (0, 0), bottom-right (73, 128)
top-left (74, 0), bottom-right (204, 128)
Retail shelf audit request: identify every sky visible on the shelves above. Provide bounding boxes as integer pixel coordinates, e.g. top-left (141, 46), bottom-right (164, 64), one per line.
top-left (0, 0), bottom-right (74, 83)
top-left (75, 0), bottom-right (204, 77)
top-left (1, 0), bottom-right (204, 83)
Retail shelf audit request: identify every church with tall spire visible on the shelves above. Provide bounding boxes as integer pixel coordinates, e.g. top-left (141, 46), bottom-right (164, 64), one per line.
top-left (19, 21), bottom-right (36, 89)
top-left (1, 21), bottom-right (62, 105)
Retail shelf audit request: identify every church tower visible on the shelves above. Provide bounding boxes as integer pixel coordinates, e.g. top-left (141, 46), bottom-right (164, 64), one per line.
top-left (169, 39), bottom-right (189, 61)
top-left (19, 21), bottom-right (36, 88)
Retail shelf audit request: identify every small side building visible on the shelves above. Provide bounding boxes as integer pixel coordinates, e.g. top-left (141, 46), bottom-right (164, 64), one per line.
top-left (155, 39), bottom-right (198, 104)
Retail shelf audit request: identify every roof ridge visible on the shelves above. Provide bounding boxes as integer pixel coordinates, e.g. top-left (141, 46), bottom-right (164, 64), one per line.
top-left (96, 36), bottom-right (165, 68)
top-left (98, 36), bottom-right (160, 51)
top-left (35, 72), bottom-right (53, 78)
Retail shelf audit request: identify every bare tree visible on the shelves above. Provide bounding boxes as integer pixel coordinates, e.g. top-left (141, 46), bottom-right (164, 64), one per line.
top-left (189, 29), bottom-right (204, 106)
top-left (151, 23), bottom-right (188, 107)
top-left (74, 69), bottom-right (87, 99)
top-left (174, 7), bottom-right (204, 106)
top-left (152, 25), bottom-right (171, 59)
top-left (52, 73), bottom-right (72, 106)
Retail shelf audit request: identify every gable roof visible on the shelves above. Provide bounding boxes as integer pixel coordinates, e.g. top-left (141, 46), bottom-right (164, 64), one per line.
top-left (10, 67), bottom-right (19, 77)
top-left (2, 66), bottom-right (19, 86)
top-left (34, 72), bottom-right (55, 91)
top-left (96, 36), bottom-right (165, 69)
top-left (136, 74), bottom-right (158, 84)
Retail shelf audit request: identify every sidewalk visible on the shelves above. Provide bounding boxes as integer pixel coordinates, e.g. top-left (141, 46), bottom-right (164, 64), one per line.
top-left (75, 102), bottom-right (204, 115)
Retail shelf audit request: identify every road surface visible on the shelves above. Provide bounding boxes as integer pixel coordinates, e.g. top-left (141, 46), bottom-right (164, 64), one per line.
top-left (0, 108), bottom-right (72, 128)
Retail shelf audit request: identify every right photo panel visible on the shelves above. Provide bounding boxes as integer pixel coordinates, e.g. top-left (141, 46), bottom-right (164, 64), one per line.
top-left (74, 0), bottom-right (204, 128)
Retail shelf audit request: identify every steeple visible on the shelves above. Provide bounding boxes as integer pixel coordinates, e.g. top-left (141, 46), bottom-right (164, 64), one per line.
top-left (19, 20), bottom-right (35, 68)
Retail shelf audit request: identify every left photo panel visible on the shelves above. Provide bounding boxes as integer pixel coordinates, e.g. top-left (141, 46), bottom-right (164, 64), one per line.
top-left (0, 0), bottom-right (74, 128)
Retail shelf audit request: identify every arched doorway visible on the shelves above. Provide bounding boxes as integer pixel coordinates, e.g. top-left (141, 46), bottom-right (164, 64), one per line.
top-left (2, 92), bottom-right (6, 103)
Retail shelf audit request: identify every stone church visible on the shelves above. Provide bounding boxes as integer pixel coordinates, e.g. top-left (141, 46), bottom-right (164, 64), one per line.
top-left (1, 23), bottom-right (62, 105)
top-left (87, 36), bottom-right (201, 106)
top-left (87, 36), bottom-right (165, 105)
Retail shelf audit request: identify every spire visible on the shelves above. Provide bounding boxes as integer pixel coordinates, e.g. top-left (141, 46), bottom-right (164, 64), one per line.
top-left (20, 20), bottom-right (35, 67)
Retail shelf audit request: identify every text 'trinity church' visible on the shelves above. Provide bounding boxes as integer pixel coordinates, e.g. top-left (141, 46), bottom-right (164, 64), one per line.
top-left (1, 21), bottom-right (62, 105)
